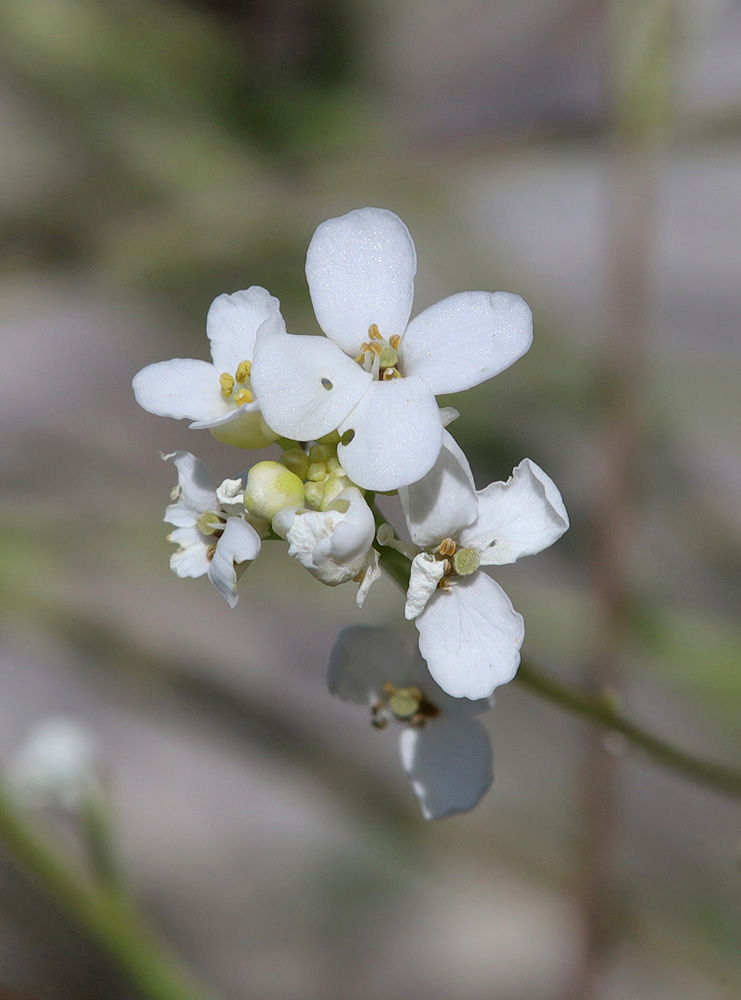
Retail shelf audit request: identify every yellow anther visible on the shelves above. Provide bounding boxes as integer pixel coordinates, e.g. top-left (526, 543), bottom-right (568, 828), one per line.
top-left (235, 359), bottom-right (252, 383)
top-left (354, 354), bottom-right (366, 364)
top-left (368, 341), bottom-right (382, 356)
top-left (438, 537), bottom-right (457, 557)
top-left (206, 544), bottom-right (217, 561)
top-left (368, 323), bottom-right (382, 340)
top-left (219, 372), bottom-right (235, 398)
top-left (389, 334), bottom-right (401, 350)
top-left (233, 388), bottom-right (253, 406)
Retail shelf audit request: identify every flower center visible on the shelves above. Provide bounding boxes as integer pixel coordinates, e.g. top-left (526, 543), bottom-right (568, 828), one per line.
top-left (196, 510), bottom-right (226, 537)
top-left (219, 359), bottom-right (254, 407)
top-left (433, 538), bottom-right (481, 591)
top-left (355, 324), bottom-right (402, 381)
top-left (370, 681), bottom-right (440, 730)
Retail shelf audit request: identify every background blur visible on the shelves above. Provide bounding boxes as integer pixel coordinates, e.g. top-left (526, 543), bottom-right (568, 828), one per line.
top-left (1, 1), bottom-right (740, 998)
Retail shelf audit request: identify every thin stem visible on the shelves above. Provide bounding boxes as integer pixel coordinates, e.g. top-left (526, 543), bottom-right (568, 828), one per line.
top-left (0, 780), bottom-right (222, 1000)
top-left (372, 520), bottom-right (741, 802)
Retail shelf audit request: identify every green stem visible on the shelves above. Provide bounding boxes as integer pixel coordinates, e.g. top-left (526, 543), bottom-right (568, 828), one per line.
top-left (0, 780), bottom-right (222, 1000)
top-left (372, 508), bottom-right (741, 801)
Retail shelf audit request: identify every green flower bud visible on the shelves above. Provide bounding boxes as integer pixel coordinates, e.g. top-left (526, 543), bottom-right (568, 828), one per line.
top-left (243, 461), bottom-right (305, 521)
top-left (280, 447), bottom-right (309, 480)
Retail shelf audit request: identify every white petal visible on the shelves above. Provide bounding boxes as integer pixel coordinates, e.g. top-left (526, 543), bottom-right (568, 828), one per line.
top-left (168, 527), bottom-right (210, 578)
top-left (399, 716), bottom-right (493, 819)
top-left (405, 553), bottom-right (447, 620)
top-left (189, 399), bottom-right (259, 430)
top-left (133, 359), bottom-right (230, 422)
top-left (328, 488), bottom-right (375, 562)
top-left (337, 376), bottom-right (442, 491)
top-left (327, 625), bottom-right (419, 705)
top-left (415, 573), bottom-right (524, 699)
top-left (207, 517), bottom-right (261, 608)
top-left (251, 313), bottom-right (372, 441)
top-left (356, 549), bottom-right (380, 607)
top-left (206, 286), bottom-right (281, 374)
top-left (163, 451), bottom-right (217, 523)
top-left (399, 430), bottom-right (477, 548)
top-left (306, 207), bottom-right (417, 355)
top-left (400, 291), bottom-right (533, 395)
top-left (460, 458), bottom-right (569, 566)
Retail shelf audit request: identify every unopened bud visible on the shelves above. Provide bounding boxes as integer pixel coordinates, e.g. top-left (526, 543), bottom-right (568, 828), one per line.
top-left (243, 461), bottom-right (305, 521)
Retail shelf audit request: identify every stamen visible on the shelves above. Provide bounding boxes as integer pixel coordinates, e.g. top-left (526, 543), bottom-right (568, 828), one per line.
top-left (233, 388), bottom-right (253, 406)
top-left (438, 537), bottom-right (457, 557)
top-left (368, 323), bottom-right (382, 340)
top-left (219, 373), bottom-right (235, 398)
top-left (235, 360), bottom-right (251, 383)
top-left (206, 544), bottom-right (217, 561)
top-left (367, 341), bottom-right (382, 357)
top-left (389, 334), bottom-right (401, 350)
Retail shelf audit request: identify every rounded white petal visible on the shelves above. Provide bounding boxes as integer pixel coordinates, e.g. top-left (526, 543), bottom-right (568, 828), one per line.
top-left (207, 517), bottom-right (261, 608)
top-left (400, 291), bottom-right (533, 395)
top-left (206, 286), bottom-right (281, 374)
top-left (415, 573), bottom-right (524, 699)
top-left (168, 526), bottom-right (211, 578)
top-left (163, 451), bottom-right (217, 522)
top-left (399, 430), bottom-right (477, 548)
top-left (405, 553), bottom-right (447, 620)
top-left (328, 488), bottom-right (375, 562)
top-left (337, 376), bottom-right (443, 492)
top-left (306, 207), bottom-right (417, 354)
top-left (251, 314), bottom-right (372, 441)
top-left (460, 458), bottom-right (569, 566)
top-left (399, 716), bottom-right (493, 819)
top-left (133, 359), bottom-right (230, 422)
top-left (327, 625), bottom-right (419, 705)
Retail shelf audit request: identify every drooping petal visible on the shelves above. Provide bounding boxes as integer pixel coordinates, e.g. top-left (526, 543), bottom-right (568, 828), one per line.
top-left (327, 625), bottom-right (417, 705)
top-left (207, 517), bottom-right (261, 608)
top-left (400, 291), bottom-right (533, 395)
top-left (415, 573), bottom-right (524, 699)
top-left (405, 553), bottom-right (447, 620)
top-left (189, 398), bottom-right (259, 429)
top-left (167, 526), bottom-right (211, 578)
top-left (460, 459), bottom-right (569, 566)
top-left (163, 451), bottom-right (217, 523)
top-left (206, 286), bottom-right (281, 374)
top-left (399, 716), bottom-right (493, 819)
top-left (337, 376), bottom-right (442, 492)
top-left (306, 207), bottom-right (417, 355)
top-left (251, 313), bottom-right (372, 441)
top-left (399, 430), bottom-right (477, 548)
top-left (133, 359), bottom-right (230, 422)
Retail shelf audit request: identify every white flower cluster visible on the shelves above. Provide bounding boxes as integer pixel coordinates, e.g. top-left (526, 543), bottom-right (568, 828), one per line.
top-left (133, 207), bottom-right (569, 819)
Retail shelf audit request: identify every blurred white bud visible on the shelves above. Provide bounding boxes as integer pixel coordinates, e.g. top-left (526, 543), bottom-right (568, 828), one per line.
top-left (9, 718), bottom-right (101, 812)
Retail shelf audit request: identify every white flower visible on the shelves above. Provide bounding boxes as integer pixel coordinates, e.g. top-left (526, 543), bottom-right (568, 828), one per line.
top-left (394, 433), bottom-right (569, 699)
top-left (328, 626), bottom-right (494, 819)
top-left (276, 487), bottom-right (380, 606)
top-left (133, 287), bottom-right (282, 449)
top-left (164, 451), bottom-right (263, 608)
top-left (251, 208), bottom-right (533, 491)
top-left (9, 718), bottom-right (101, 812)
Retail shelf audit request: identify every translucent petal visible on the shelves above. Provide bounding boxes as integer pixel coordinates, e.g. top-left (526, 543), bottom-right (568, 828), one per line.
top-left (415, 573), bottom-right (524, 699)
top-left (327, 626), bottom-right (420, 705)
top-left (400, 291), bottom-right (533, 395)
top-left (337, 376), bottom-right (442, 492)
top-left (206, 286), bottom-right (281, 374)
top-left (163, 452), bottom-right (217, 523)
top-left (133, 359), bottom-right (230, 422)
top-left (399, 716), bottom-right (493, 819)
top-left (207, 517), bottom-right (261, 608)
top-left (306, 207), bottom-right (417, 355)
top-left (399, 430), bottom-right (477, 548)
top-left (460, 458), bottom-right (569, 565)
top-left (251, 315), bottom-right (372, 441)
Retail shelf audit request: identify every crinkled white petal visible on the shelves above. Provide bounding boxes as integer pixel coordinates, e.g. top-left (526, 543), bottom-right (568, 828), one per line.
top-left (306, 207), bottom-right (417, 355)
top-left (163, 452), bottom-right (217, 524)
top-left (168, 526), bottom-right (211, 578)
top-left (206, 286), bottom-right (281, 374)
top-left (356, 549), bottom-right (380, 607)
top-left (399, 716), bottom-right (493, 819)
top-left (327, 625), bottom-right (423, 705)
top-left (337, 376), bottom-right (443, 492)
top-left (399, 430), bottom-right (477, 548)
top-left (251, 313), bottom-right (372, 441)
top-left (207, 517), bottom-right (261, 608)
top-left (285, 489), bottom-right (375, 587)
top-left (415, 573), bottom-right (525, 699)
top-left (460, 458), bottom-right (569, 566)
top-left (328, 488), bottom-right (376, 562)
top-left (400, 291), bottom-right (533, 395)
top-left (405, 553), bottom-right (447, 620)
top-left (133, 359), bottom-right (230, 423)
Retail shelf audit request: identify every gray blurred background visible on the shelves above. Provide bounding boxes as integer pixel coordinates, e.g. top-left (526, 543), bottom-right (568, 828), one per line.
top-left (1, 1), bottom-right (740, 998)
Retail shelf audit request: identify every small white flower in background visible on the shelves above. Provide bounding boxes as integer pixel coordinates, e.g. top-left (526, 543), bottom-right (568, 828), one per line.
top-left (9, 718), bottom-right (100, 812)
top-left (329, 626), bottom-right (494, 819)
top-left (133, 287), bottom-right (282, 449)
top-left (252, 207), bottom-right (533, 491)
top-left (275, 487), bottom-right (380, 606)
top-left (387, 432), bottom-right (569, 700)
top-left (164, 451), bottom-right (265, 608)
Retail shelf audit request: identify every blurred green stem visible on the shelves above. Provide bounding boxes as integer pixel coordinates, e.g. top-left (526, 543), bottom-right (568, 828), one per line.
top-left (373, 520), bottom-right (741, 802)
top-left (0, 780), bottom-right (222, 1000)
